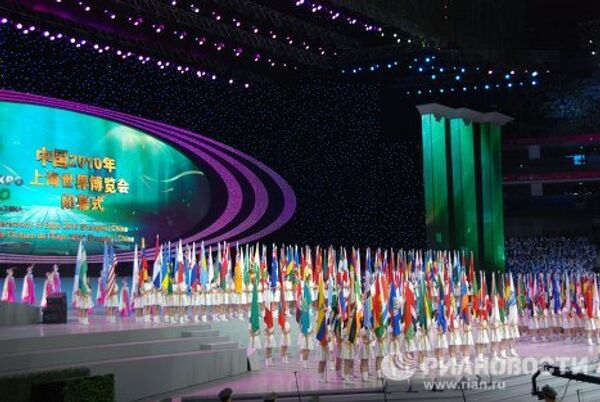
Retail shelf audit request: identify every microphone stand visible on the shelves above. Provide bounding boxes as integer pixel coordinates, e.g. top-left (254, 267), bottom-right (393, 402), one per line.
top-left (293, 371), bottom-right (301, 402)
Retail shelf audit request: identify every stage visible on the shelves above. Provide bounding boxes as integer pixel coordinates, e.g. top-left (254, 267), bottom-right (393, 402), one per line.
top-left (161, 323), bottom-right (600, 402)
top-left (0, 306), bottom-right (599, 401)
top-left (0, 317), bottom-right (247, 401)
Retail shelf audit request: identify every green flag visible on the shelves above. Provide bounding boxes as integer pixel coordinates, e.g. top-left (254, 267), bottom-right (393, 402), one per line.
top-left (250, 281), bottom-right (260, 333)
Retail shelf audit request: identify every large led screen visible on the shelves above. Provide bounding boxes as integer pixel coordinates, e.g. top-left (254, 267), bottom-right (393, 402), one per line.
top-left (0, 101), bottom-right (210, 255)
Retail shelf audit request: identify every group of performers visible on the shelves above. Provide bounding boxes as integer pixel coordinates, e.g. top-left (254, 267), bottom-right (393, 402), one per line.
top-left (4, 238), bottom-right (600, 383)
top-left (1, 264), bottom-right (62, 307)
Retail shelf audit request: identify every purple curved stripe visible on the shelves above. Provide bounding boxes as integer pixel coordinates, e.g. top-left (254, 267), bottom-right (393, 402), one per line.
top-left (35, 100), bottom-right (270, 247)
top-left (164, 124), bottom-right (297, 245)
top-left (0, 90), bottom-right (296, 263)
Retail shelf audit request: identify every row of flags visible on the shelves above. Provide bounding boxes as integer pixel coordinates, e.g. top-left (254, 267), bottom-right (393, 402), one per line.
top-left (73, 239), bottom-right (600, 342)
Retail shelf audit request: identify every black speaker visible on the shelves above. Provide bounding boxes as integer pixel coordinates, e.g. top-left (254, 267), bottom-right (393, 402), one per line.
top-left (43, 292), bottom-right (67, 324)
top-left (46, 292), bottom-right (66, 306)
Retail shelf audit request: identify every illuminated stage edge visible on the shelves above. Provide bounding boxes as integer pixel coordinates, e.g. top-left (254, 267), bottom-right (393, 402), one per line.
top-left (0, 90), bottom-right (296, 264)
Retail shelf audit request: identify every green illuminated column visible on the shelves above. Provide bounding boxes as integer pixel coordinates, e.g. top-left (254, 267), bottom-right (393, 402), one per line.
top-left (480, 123), bottom-right (505, 273)
top-left (417, 104), bottom-right (511, 273)
top-left (449, 118), bottom-right (479, 263)
top-left (421, 114), bottom-right (450, 249)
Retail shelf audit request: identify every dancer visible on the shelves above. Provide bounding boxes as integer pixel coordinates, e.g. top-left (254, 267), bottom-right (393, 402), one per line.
top-left (1, 268), bottom-right (16, 303)
top-left (21, 265), bottom-right (36, 305)
top-left (41, 271), bottom-right (54, 308)
top-left (52, 264), bottom-right (61, 293)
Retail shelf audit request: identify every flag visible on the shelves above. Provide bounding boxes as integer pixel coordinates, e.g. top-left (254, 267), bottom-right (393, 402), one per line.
top-left (96, 241), bottom-right (109, 305)
top-left (152, 245), bottom-right (163, 289)
top-left (490, 273), bottom-right (501, 326)
top-left (507, 272), bottom-right (518, 324)
top-left (264, 289), bottom-right (274, 330)
top-left (221, 243), bottom-right (230, 290)
top-left (131, 243), bottom-right (140, 306)
top-left (74, 238), bottom-right (90, 298)
top-left (338, 280), bottom-right (347, 322)
top-left (139, 239), bottom-right (149, 285)
top-left (278, 262), bottom-right (287, 329)
top-left (437, 281), bottom-right (447, 333)
top-left (347, 308), bottom-right (358, 344)
top-left (73, 239), bottom-right (83, 304)
top-left (250, 280), bottom-right (260, 333)
top-left (207, 246), bottom-right (214, 286)
top-left (234, 244), bottom-right (243, 293)
top-left (460, 273), bottom-right (470, 324)
top-left (389, 279), bottom-right (402, 337)
top-left (300, 279), bottom-right (312, 335)
top-left (315, 274), bottom-right (327, 345)
top-left (403, 280), bottom-right (416, 341)
top-left (106, 244), bottom-right (117, 298)
top-left (363, 277), bottom-right (373, 329)
top-left (176, 240), bottom-right (185, 285)
top-left (270, 245), bottom-right (279, 290)
top-left (374, 274), bottom-right (388, 338)
top-left (418, 278), bottom-right (430, 331)
top-left (191, 242), bottom-right (200, 288)
top-left (199, 242), bottom-right (207, 287)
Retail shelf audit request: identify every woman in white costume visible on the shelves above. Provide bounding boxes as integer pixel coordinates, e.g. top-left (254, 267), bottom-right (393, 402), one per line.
top-left (317, 327), bottom-right (333, 383)
top-left (358, 327), bottom-right (374, 382)
top-left (141, 278), bottom-right (154, 322)
top-left (75, 277), bottom-right (94, 325)
top-left (341, 308), bottom-right (357, 384)
top-left (104, 280), bottom-right (119, 323)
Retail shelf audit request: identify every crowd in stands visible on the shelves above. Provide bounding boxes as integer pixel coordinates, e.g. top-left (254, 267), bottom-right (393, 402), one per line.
top-left (503, 69), bottom-right (600, 139)
top-left (505, 236), bottom-right (598, 273)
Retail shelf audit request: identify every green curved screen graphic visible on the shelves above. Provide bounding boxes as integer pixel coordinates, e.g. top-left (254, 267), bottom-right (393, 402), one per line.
top-left (0, 101), bottom-right (210, 255)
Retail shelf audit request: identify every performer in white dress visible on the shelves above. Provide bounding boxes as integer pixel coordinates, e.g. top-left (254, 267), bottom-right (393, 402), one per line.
top-left (75, 277), bottom-right (94, 325)
top-left (104, 281), bottom-right (119, 323)
top-left (358, 327), bottom-right (374, 382)
top-left (279, 320), bottom-right (291, 364)
top-left (40, 271), bottom-right (54, 308)
top-left (141, 278), bottom-right (154, 322)
top-left (318, 327), bottom-right (333, 383)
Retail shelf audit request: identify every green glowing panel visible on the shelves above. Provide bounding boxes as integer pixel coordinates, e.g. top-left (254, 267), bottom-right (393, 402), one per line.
top-left (421, 114), bottom-right (449, 249)
top-left (449, 118), bottom-right (478, 264)
top-left (480, 123), bottom-right (505, 272)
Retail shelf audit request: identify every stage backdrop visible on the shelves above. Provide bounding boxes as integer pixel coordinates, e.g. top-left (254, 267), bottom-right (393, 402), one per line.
top-left (0, 101), bottom-right (210, 256)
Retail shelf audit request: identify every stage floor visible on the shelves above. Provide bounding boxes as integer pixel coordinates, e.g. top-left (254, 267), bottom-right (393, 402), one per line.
top-left (2, 317), bottom-right (599, 402)
top-left (0, 316), bottom-right (199, 342)
top-left (161, 330), bottom-right (600, 402)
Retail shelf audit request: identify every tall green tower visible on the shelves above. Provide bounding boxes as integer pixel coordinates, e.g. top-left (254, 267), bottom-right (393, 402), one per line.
top-left (417, 104), bottom-right (512, 273)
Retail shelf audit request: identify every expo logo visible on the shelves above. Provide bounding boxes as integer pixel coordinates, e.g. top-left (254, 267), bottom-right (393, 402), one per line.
top-left (0, 175), bottom-right (23, 186)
